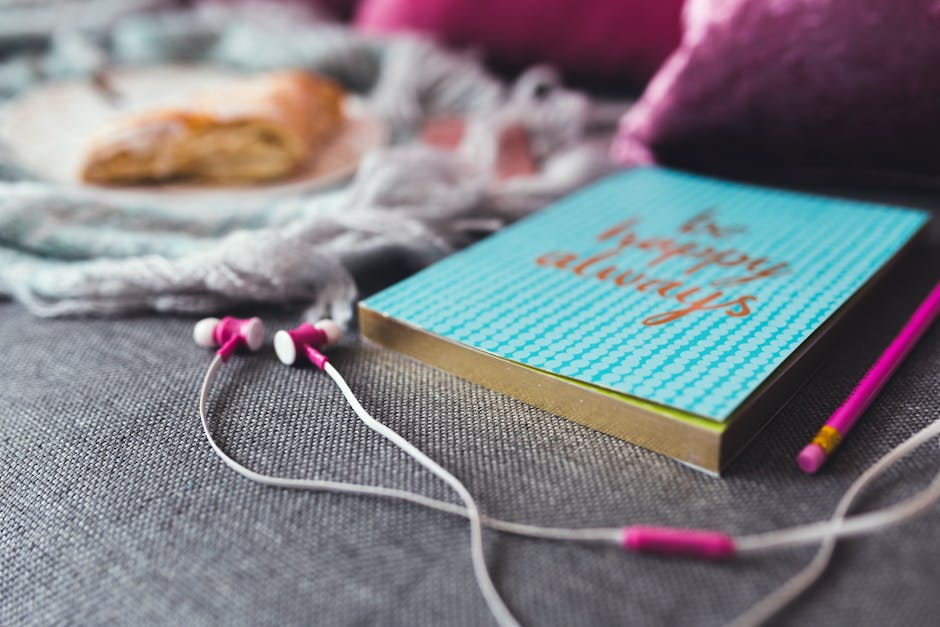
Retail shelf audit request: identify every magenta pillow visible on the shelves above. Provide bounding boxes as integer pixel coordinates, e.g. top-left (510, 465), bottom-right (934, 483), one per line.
top-left (612, 0), bottom-right (940, 185)
top-left (355, 0), bottom-right (684, 84)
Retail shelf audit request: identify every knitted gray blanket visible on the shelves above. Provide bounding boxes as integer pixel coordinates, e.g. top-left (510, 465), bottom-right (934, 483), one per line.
top-left (0, 5), bottom-right (620, 323)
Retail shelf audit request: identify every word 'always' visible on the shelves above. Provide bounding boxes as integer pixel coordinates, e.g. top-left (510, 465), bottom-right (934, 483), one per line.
top-left (534, 210), bottom-right (789, 326)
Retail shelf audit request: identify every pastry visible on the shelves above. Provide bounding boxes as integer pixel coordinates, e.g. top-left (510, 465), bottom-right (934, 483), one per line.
top-left (81, 70), bottom-right (345, 185)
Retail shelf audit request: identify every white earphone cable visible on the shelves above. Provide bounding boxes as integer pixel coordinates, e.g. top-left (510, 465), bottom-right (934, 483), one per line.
top-left (200, 356), bottom-right (621, 627)
top-left (200, 356), bottom-right (516, 627)
top-left (727, 415), bottom-right (940, 627)
top-left (322, 361), bottom-right (521, 627)
top-left (199, 355), bottom-right (624, 544)
top-left (199, 355), bottom-right (940, 627)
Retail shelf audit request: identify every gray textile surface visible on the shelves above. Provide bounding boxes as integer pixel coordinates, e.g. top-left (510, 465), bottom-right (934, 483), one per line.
top-left (2, 201), bottom-right (940, 626)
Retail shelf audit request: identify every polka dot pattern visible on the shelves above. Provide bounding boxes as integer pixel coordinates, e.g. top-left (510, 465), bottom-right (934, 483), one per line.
top-left (364, 169), bottom-right (928, 421)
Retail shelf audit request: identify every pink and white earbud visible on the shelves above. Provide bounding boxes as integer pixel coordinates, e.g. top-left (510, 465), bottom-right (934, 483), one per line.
top-left (193, 316), bottom-right (265, 362)
top-left (273, 320), bottom-right (342, 369)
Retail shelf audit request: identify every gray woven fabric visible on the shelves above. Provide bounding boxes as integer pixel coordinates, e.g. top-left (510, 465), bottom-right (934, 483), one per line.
top-left (3, 210), bottom-right (940, 626)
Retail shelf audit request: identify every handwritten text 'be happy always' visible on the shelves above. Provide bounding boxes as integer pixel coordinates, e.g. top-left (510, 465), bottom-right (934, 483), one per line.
top-left (534, 209), bottom-right (790, 326)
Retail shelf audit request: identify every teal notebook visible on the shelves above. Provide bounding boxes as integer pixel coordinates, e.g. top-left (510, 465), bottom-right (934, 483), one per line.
top-left (360, 168), bottom-right (929, 472)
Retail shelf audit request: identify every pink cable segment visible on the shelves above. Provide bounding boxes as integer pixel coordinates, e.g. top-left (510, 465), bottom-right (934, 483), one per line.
top-left (280, 323), bottom-right (331, 369)
top-left (213, 316), bottom-right (263, 362)
top-left (304, 345), bottom-right (330, 370)
top-left (622, 525), bottom-right (736, 560)
top-left (212, 317), bottom-right (240, 361)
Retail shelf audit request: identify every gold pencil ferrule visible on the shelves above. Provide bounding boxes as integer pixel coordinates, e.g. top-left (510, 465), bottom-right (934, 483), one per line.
top-left (812, 425), bottom-right (843, 456)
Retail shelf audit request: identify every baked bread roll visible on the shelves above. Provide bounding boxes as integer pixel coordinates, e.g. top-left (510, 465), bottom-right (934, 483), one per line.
top-left (81, 70), bottom-right (344, 185)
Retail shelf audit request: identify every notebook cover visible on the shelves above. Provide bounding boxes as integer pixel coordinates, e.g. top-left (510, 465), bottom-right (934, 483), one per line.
top-left (361, 168), bottom-right (929, 425)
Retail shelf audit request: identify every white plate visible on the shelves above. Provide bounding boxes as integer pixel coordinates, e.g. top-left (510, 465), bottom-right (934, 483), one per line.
top-left (0, 65), bottom-right (386, 207)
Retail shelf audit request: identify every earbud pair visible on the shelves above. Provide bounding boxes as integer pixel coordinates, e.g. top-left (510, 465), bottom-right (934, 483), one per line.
top-left (193, 315), bottom-right (342, 367)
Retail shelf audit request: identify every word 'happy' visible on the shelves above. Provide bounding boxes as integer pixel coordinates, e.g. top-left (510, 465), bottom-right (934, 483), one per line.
top-left (534, 210), bottom-right (789, 326)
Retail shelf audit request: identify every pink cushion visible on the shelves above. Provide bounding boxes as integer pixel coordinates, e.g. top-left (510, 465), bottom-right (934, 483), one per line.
top-left (612, 0), bottom-right (940, 184)
top-left (355, 0), bottom-right (684, 83)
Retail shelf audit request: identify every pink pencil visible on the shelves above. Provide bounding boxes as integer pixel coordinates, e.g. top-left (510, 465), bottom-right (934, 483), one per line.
top-left (797, 278), bottom-right (940, 474)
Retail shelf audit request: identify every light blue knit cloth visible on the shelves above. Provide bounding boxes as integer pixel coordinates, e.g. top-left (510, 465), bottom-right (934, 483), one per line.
top-left (0, 5), bottom-right (618, 322)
